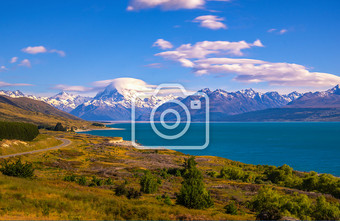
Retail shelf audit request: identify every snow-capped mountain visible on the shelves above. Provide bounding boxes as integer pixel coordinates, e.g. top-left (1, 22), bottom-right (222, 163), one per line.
top-left (70, 84), bottom-right (177, 121)
top-left (0, 90), bottom-right (25, 98)
top-left (3, 85), bottom-right (340, 121)
top-left (147, 88), bottom-right (303, 122)
top-left (287, 84), bottom-right (340, 108)
top-left (0, 90), bottom-right (90, 113)
top-left (40, 92), bottom-right (91, 112)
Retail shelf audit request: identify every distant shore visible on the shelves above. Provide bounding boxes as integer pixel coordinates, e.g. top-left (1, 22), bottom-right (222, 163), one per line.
top-left (75, 127), bottom-right (124, 132)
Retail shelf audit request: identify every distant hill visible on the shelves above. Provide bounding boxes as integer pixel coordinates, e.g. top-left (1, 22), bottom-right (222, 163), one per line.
top-left (0, 95), bottom-right (91, 128)
top-left (0, 95), bottom-right (81, 121)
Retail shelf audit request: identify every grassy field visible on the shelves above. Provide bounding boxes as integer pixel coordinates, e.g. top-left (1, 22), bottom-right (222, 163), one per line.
top-left (0, 134), bottom-right (62, 156)
top-left (0, 102), bottom-right (92, 130)
top-left (0, 130), bottom-right (339, 220)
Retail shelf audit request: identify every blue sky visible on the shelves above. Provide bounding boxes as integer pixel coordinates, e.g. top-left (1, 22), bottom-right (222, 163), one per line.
top-left (1, 0), bottom-right (340, 96)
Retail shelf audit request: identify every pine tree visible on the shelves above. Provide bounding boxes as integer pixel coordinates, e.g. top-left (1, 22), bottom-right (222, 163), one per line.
top-left (176, 157), bottom-right (214, 209)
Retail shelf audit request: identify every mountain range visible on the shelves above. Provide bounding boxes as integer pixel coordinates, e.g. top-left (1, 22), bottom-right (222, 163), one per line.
top-left (1, 84), bottom-right (340, 122)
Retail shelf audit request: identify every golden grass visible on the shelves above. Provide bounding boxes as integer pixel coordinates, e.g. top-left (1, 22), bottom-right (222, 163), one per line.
top-left (0, 102), bottom-right (91, 129)
top-left (0, 133), bottom-right (62, 156)
top-left (0, 130), bottom-right (338, 220)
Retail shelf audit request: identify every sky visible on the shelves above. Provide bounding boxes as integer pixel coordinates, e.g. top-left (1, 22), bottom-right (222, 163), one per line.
top-left (1, 0), bottom-right (340, 96)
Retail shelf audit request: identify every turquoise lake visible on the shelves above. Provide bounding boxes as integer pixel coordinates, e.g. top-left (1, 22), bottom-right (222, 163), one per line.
top-left (79, 122), bottom-right (340, 176)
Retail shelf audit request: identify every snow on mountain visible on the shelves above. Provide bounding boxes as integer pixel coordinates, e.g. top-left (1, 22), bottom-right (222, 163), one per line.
top-left (3, 85), bottom-right (340, 121)
top-left (0, 90), bottom-right (90, 112)
top-left (0, 90), bottom-right (25, 98)
top-left (39, 92), bottom-right (91, 112)
top-left (71, 83), bottom-right (177, 121)
top-left (287, 85), bottom-right (340, 108)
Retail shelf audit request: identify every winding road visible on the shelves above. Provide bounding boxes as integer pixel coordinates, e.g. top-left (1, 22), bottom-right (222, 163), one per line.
top-left (0, 138), bottom-right (72, 159)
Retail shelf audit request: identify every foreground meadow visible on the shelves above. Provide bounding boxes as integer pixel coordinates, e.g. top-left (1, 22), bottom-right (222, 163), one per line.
top-left (0, 130), bottom-right (339, 220)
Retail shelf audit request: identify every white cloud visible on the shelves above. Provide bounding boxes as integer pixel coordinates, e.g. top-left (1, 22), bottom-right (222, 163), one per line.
top-left (92, 77), bottom-right (155, 94)
top-left (53, 78), bottom-right (156, 94)
top-left (0, 66), bottom-right (7, 72)
top-left (0, 81), bottom-right (32, 87)
top-left (19, 59), bottom-right (31, 68)
top-left (156, 39), bottom-right (263, 62)
top-left (144, 63), bottom-right (163, 68)
top-left (268, 28), bottom-right (288, 35)
top-left (193, 15), bottom-right (227, 30)
top-left (10, 57), bottom-right (18, 63)
top-left (153, 39), bottom-right (173, 49)
top-left (53, 85), bottom-right (90, 92)
top-left (279, 29), bottom-right (288, 34)
top-left (50, 49), bottom-right (66, 57)
top-left (22, 46), bottom-right (66, 56)
top-left (194, 59), bottom-right (340, 87)
top-left (127, 0), bottom-right (205, 11)
top-left (22, 46), bottom-right (47, 54)
top-left (155, 40), bottom-right (340, 87)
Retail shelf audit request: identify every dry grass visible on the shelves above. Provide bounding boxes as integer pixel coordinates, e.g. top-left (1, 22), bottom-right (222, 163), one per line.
top-left (0, 130), bottom-right (338, 220)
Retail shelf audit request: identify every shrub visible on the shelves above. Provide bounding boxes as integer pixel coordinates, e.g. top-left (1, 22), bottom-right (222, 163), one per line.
top-left (250, 186), bottom-right (340, 220)
top-left (207, 171), bottom-right (218, 178)
top-left (159, 169), bottom-right (171, 179)
top-left (163, 194), bottom-right (172, 205)
top-left (77, 176), bottom-right (87, 186)
top-left (140, 170), bottom-right (160, 194)
top-left (176, 157), bottom-right (214, 209)
top-left (126, 188), bottom-right (142, 199)
top-left (115, 183), bottom-right (128, 196)
top-left (225, 201), bottom-right (238, 215)
top-left (63, 174), bottom-right (76, 182)
top-left (312, 196), bottom-right (340, 220)
top-left (105, 177), bottom-right (113, 185)
top-left (91, 123), bottom-right (105, 127)
top-left (89, 176), bottom-right (103, 187)
top-left (54, 122), bottom-right (66, 131)
top-left (219, 166), bottom-right (256, 183)
top-left (0, 159), bottom-right (35, 178)
top-left (0, 121), bottom-right (39, 141)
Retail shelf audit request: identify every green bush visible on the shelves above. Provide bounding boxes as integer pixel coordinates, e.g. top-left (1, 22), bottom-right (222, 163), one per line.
top-left (225, 201), bottom-right (238, 215)
top-left (140, 170), bottom-right (160, 194)
top-left (250, 186), bottom-right (340, 220)
top-left (312, 196), bottom-right (340, 220)
top-left (176, 157), bottom-right (214, 209)
top-left (219, 167), bottom-right (256, 183)
top-left (126, 188), bottom-right (142, 199)
top-left (0, 159), bottom-right (35, 178)
top-left (115, 183), bottom-right (128, 196)
top-left (54, 122), bottom-right (66, 131)
top-left (0, 121), bottom-right (39, 141)
top-left (89, 176), bottom-right (103, 187)
top-left (91, 123), bottom-right (105, 127)
top-left (63, 174), bottom-right (76, 182)
top-left (163, 194), bottom-right (172, 205)
top-left (77, 176), bottom-right (87, 186)
top-left (105, 177), bottom-right (113, 185)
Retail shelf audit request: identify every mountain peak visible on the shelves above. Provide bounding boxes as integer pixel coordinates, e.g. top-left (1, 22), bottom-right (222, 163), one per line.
top-left (327, 84), bottom-right (340, 95)
top-left (198, 88), bottom-right (212, 94)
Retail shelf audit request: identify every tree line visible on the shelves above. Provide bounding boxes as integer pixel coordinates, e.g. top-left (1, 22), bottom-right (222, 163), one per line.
top-left (0, 121), bottom-right (39, 141)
